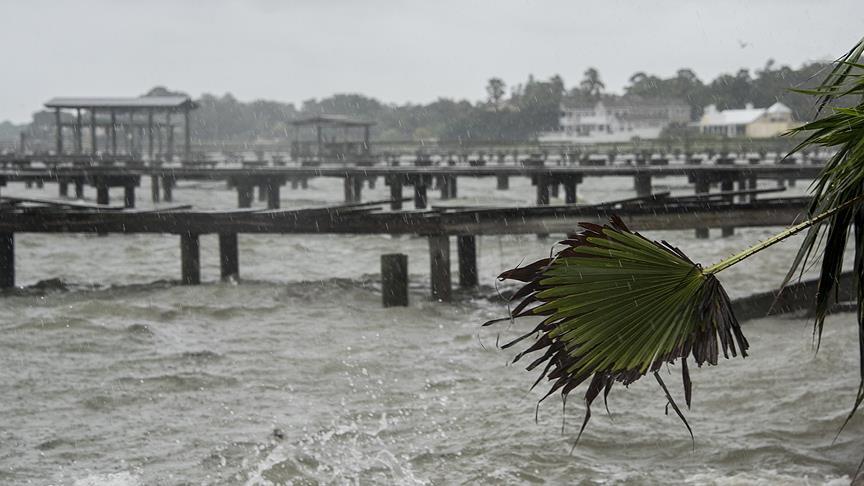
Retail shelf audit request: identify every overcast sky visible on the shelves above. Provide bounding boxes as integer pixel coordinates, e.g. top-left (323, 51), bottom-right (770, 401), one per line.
top-left (1, 0), bottom-right (861, 123)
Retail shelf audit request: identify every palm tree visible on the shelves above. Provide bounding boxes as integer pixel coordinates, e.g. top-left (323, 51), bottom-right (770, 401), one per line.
top-left (488, 37), bottom-right (864, 450)
top-left (580, 68), bottom-right (605, 99)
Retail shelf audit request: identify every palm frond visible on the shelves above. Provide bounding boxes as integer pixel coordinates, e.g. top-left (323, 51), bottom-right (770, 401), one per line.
top-left (486, 216), bottom-right (747, 444)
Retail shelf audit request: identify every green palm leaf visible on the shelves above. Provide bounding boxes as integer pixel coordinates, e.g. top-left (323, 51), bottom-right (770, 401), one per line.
top-left (486, 216), bottom-right (747, 444)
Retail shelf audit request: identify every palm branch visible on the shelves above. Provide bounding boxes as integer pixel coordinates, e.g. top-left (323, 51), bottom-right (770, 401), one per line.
top-left (782, 36), bottom-right (864, 435)
top-left (487, 198), bottom-right (863, 447)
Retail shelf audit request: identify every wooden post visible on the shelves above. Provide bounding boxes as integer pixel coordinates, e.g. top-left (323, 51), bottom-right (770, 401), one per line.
top-left (343, 176), bottom-right (356, 203)
top-left (457, 235), bottom-right (478, 288)
top-left (147, 109), bottom-right (154, 161)
top-left (381, 253), bottom-right (408, 307)
top-left (448, 176), bottom-right (457, 198)
top-left (75, 108), bottom-right (83, 154)
top-left (54, 108), bottom-right (63, 155)
top-left (89, 109), bottom-right (97, 155)
top-left (180, 233), bottom-right (200, 285)
top-left (634, 173), bottom-right (652, 198)
top-left (748, 176), bottom-right (758, 202)
top-left (536, 174), bottom-right (550, 206)
top-left (110, 109), bottom-right (117, 155)
top-left (96, 183), bottom-right (110, 205)
top-left (162, 176), bottom-right (174, 202)
top-left (166, 124), bottom-right (175, 161)
top-left (0, 233), bottom-right (13, 289)
top-left (414, 183), bottom-right (428, 209)
top-left (694, 176), bottom-right (710, 239)
top-left (219, 233), bottom-right (239, 281)
top-left (184, 108), bottom-right (191, 161)
top-left (74, 179), bottom-right (84, 199)
top-left (389, 176), bottom-right (402, 210)
top-left (439, 175), bottom-right (451, 200)
top-left (151, 175), bottom-right (161, 202)
top-left (257, 183), bottom-right (268, 202)
top-left (124, 183), bottom-right (136, 208)
top-left (237, 182), bottom-right (253, 208)
top-left (266, 181), bottom-right (281, 209)
top-left (721, 179), bottom-right (735, 237)
top-left (428, 235), bottom-right (451, 302)
top-left (496, 175), bottom-right (509, 190)
top-left (564, 178), bottom-right (578, 204)
top-left (353, 176), bottom-right (363, 203)
top-left (59, 180), bottom-right (68, 197)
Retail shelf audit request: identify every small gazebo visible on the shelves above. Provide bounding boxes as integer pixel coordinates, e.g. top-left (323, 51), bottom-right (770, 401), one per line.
top-left (290, 115), bottom-right (375, 162)
top-left (44, 95), bottom-right (198, 160)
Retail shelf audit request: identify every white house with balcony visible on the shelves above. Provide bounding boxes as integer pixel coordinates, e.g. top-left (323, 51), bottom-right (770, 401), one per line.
top-left (698, 102), bottom-right (798, 138)
top-left (540, 97), bottom-right (691, 144)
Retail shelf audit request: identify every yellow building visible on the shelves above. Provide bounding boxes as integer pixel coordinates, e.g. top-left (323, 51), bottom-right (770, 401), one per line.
top-left (699, 102), bottom-right (799, 138)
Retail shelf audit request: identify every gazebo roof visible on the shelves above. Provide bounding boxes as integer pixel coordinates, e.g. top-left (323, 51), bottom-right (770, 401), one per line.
top-left (45, 96), bottom-right (197, 110)
top-left (290, 115), bottom-right (376, 128)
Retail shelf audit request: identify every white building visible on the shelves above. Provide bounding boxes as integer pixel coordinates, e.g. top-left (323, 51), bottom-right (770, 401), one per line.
top-left (540, 97), bottom-right (691, 144)
top-left (699, 102), bottom-right (798, 138)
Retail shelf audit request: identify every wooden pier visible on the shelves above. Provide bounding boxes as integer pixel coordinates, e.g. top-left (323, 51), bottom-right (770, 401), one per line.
top-left (0, 195), bottom-right (808, 303)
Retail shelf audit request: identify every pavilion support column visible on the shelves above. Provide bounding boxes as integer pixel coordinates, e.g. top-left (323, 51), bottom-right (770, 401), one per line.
top-left (694, 176), bottom-right (710, 239)
top-left (167, 124), bottom-right (175, 161)
top-left (353, 176), bottom-right (363, 203)
top-left (439, 175), bottom-right (451, 200)
top-left (748, 176), bottom-right (758, 202)
top-left (89, 109), bottom-right (97, 155)
top-left (110, 109), bottom-right (117, 155)
top-left (184, 108), bottom-right (191, 161)
top-left (737, 175), bottom-right (748, 203)
top-left (381, 253), bottom-right (409, 307)
top-left (428, 235), bottom-right (452, 302)
top-left (180, 233), bottom-right (201, 285)
top-left (388, 176), bottom-right (403, 210)
top-left (58, 180), bottom-right (68, 198)
top-left (634, 173), bottom-right (652, 198)
top-left (0, 233), bottom-right (13, 289)
top-left (124, 182), bottom-right (136, 208)
top-left (237, 182), bottom-right (253, 208)
top-left (536, 174), bottom-right (550, 206)
top-left (147, 110), bottom-right (154, 161)
top-left (75, 108), bottom-right (83, 154)
top-left (550, 181), bottom-right (560, 199)
top-left (219, 233), bottom-right (239, 281)
top-left (266, 180), bottom-right (281, 209)
top-left (457, 235), bottom-right (478, 288)
top-left (448, 176), bottom-right (458, 198)
top-left (257, 183), bottom-right (268, 202)
top-left (496, 175), bottom-right (509, 190)
top-left (721, 179), bottom-right (735, 237)
top-left (150, 175), bottom-right (161, 202)
top-left (413, 183), bottom-right (428, 209)
top-left (54, 108), bottom-right (63, 155)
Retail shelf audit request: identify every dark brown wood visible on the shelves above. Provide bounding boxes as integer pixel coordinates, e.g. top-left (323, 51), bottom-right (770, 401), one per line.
top-left (219, 233), bottom-right (239, 281)
top-left (266, 182), bottom-right (280, 209)
top-left (721, 179), bottom-right (735, 237)
top-left (564, 179), bottom-right (578, 204)
top-left (96, 184), bottom-right (110, 205)
top-left (428, 235), bottom-right (451, 302)
top-left (0, 233), bottom-right (13, 289)
top-left (457, 235), bottom-right (478, 288)
top-left (237, 183), bottom-right (253, 208)
top-left (381, 253), bottom-right (408, 307)
top-left (59, 181), bottom-right (68, 198)
top-left (151, 175), bottom-right (160, 202)
top-left (694, 175), bottom-right (710, 239)
top-left (124, 184), bottom-right (135, 208)
top-left (634, 173), bottom-right (652, 198)
top-left (54, 108), bottom-right (63, 155)
top-left (389, 177), bottom-right (403, 210)
top-left (180, 232), bottom-right (200, 285)
top-left (414, 184), bottom-right (428, 209)
top-left (162, 176), bottom-right (174, 202)
top-left (496, 175), bottom-right (509, 190)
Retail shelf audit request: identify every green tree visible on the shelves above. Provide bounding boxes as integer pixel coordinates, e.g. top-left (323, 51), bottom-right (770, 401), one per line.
top-left (486, 78), bottom-right (507, 110)
top-left (579, 68), bottom-right (605, 99)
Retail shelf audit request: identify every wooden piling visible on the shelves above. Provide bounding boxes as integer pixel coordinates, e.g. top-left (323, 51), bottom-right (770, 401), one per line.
top-left (634, 173), bottom-right (652, 198)
top-left (343, 177), bottom-right (356, 203)
top-left (0, 233), bottom-right (13, 289)
top-left (428, 235), bottom-right (451, 302)
top-left (219, 233), bottom-right (239, 281)
top-left (180, 232), bottom-right (200, 285)
top-left (266, 182), bottom-right (280, 209)
top-left (151, 175), bottom-right (161, 203)
top-left (162, 176), bottom-right (174, 202)
top-left (96, 184), bottom-right (110, 206)
top-left (381, 253), bottom-right (409, 307)
top-left (496, 175), bottom-right (509, 190)
top-left (237, 183), bottom-right (253, 208)
top-left (74, 179), bottom-right (84, 199)
top-left (414, 184), bottom-right (428, 210)
top-left (257, 184), bottom-right (267, 202)
top-left (536, 175), bottom-right (550, 206)
top-left (448, 176), bottom-right (458, 198)
top-left (564, 179), bottom-right (578, 204)
top-left (59, 180), bottom-right (68, 198)
top-left (694, 176), bottom-right (710, 239)
top-left (457, 235), bottom-right (478, 288)
top-left (721, 179), bottom-right (735, 237)
top-left (124, 183), bottom-right (135, 208)
top-left (389, 177), bottom-right (403, 210)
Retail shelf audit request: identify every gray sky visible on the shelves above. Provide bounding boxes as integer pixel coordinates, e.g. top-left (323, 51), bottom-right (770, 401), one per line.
top-left (1, 0), bottom-right (861, 123)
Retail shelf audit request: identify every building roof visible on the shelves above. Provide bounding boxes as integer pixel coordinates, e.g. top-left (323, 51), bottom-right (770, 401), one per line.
top-left (290, 114), bottom-right (376, 127)
top-left (701, 102), bottom-right (791, 126)
top-left (44, 96), bottom-right (197, 110)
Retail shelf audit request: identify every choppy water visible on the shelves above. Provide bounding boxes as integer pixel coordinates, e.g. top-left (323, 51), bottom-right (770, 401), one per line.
top-left (1, 172), bottom-right (862, 485)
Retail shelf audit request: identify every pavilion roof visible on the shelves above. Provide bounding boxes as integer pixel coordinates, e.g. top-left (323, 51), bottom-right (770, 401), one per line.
top-left (290, 115), bottom-right (376, 127)
top-left (44, 96), bottom-right (197, 110)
